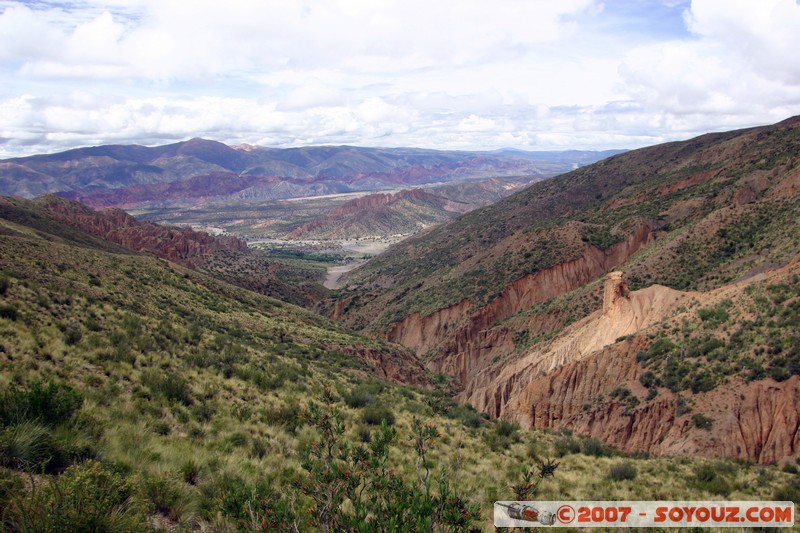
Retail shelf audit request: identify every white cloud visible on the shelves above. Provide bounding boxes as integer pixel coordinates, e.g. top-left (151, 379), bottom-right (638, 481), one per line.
top-left (0, 0), bottom-right (799, 157)
top-left (618, 0), bottom-right (800, 128)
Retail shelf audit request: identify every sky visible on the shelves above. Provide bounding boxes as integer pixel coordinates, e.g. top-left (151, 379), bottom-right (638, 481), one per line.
top-left (1, 0), bottom-right (799, 158)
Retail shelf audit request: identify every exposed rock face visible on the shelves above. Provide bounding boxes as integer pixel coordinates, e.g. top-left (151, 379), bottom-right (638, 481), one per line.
top-left (462, 278), bottom-right (691, 417)
top-left (500, 341), bottom-right (800, 464)
top-left (387, 222), bottom-right (655, 386)
top-left (36, 195), bottom-right (247, 266)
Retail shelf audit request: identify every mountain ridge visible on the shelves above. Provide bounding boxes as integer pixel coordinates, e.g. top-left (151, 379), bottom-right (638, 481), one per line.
top-left (0, 140), bottom-right (620, 206)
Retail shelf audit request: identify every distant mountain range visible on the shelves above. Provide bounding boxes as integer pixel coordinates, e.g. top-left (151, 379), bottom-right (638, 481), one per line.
top-left (0, 138), bottom-right (623, 207)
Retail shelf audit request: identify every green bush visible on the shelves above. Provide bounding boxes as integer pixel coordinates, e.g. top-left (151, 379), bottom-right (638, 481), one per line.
top-left (63, 323), bottom-right (82, 345)
top-left (554, 436), bottom-right (582, 457)
top-left (581, 437), bottom-right (615, 457)
top-left (0, 275), bottom-right (9, 295)
top-left (3, 460), bottom-right (145, 531)
top-left (141, 370), bottom-right (192, 405)
top-left (343, 382), bottom-right (381, 408)
top-left (361, 404), bottom-right (396, 426)
top-left (142, 471), bottom-right (197, 523)
top-left (688, 463), bottom-right (732, 496)
top-left (262, 402), bottom-right (300, 432)
top-left (609, 461), bottom-right (637, 481)
top-left (774, 478), bottom-right (800, 502)
top-left (692, 413), bottom-right (713, 430)
top-left (0, 382), bottom-right (82, 428)
top-left (0, 422), bottom-right (52, 471)
top-left (485, 420), bottom-right (522, 451)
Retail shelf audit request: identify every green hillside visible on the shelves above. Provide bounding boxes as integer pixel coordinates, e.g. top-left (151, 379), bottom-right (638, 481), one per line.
top-left (335, 116), bottom-right (800, 334)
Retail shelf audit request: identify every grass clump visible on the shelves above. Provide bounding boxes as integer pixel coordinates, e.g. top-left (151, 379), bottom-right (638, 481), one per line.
top-left (609, 461), bottom-right (637, 481)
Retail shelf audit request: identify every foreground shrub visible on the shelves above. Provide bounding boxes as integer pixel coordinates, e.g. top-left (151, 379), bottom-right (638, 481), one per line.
top-left (0, 422), bottom-right (52, 471)
top-left (287, 388), bottom-right (486, 531)
top-left (0, 382), bottom-right (81, 428)
top-left (3, 460), bottom-right (145, 531)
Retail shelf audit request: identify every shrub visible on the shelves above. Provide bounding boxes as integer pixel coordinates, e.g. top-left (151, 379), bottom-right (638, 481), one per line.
top-left (0, 421), bottom-right (52, 471)
top-left (554, 436), bottom-right (582, 457)
top-left (692, 467), bottom-right (732, 496)
top-left (609, 461), bottom-right (637, 481)
top-left (639, 371), bottom-right (660, 389)
top-left (692, 413), bottom-right (713, 430)
top-left (361, 404), bottom-right (395, 426)
top-left (63, 323), bottom-right (82, 345)
top-left (495, 420), bottom-right (520, 438)
top-left (697, 305), bottom-right (730, 328)
top-left (695, 464), bottom-right (716, 483)
top-left (262, 402), bottom-right (300, 432)
top-left (0, 303), bottom-right (17, 321)
top-left (774, 478), bottom-right (800, 503)
top-left (0, 275), bottom-right (9, 295)
top-left (141, 370), bottom-right (192, 405)
top-left (4, 460), bottom-right (145, 531)
top-left (581, 437), bottom-right (615, 457)
top-left (142, 471), bottom-right (197, 523)
top-left (0, 381), bottom-right (81, 428)
top-left (343, 383), bottom-right (381, 408)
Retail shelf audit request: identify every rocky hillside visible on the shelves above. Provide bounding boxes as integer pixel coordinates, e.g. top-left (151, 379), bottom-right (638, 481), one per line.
top-left (286, 188), bottom-right (472, 240)
top-left (285, 176), bottom-right (543, 240)
top-left (0, 196), bottom-right (325, 307)
top-left (0, 138), bottom-right (616, 204)
top-left (332, 115), bottom-right (800, 463)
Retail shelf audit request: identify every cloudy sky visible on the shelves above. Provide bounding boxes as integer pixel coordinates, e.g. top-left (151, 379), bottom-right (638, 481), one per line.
top-left (1, 0), bottom-right (799, 158)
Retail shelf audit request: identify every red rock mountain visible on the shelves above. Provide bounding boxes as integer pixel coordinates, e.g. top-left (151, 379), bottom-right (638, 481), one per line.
top-left (33, 195), bottom-right (247, 267)
top-left (287, 189), bottom-right (473, 240)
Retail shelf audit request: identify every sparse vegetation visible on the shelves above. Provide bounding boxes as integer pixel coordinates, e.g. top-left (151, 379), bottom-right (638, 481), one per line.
top-left (3, 117), bottom-right (800, 529)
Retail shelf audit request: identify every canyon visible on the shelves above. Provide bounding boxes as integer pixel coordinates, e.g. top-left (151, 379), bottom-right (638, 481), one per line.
top-left (334, 116), bottom-right (800, 464)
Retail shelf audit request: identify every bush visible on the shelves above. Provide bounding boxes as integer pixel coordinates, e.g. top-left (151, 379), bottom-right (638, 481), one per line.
top-left (0, 303), bottom-right (17, 321)
top-left (609, 461), bottom-right (637, 481)
top-left (262, 402), bottom-right (300, 432)
top-left (695, 464), bottom-right (717, 483)
top-left (774, 478), bottom-right (800, 502)
top-left (63, 323), bottom-right (82, 345)
top-left (361, 404), bottom-right (395, 426)
top-left (0, 381), bottom-right (82, 427)
top-left (4, 460), bottom-right (145, 531)
top-left (692, 413), bottom-right (713, 430)
top-left (554, 436), bottom-right (582, 457)
top-left (142, 471), bottom-right (197, 523)
top-left (688, 463), bottom-right (732, 496)
top-left (0, 275), bottom-right (9, 295)
top-left (141, 370), bottom-right (192, 405)
top-left (581, 437), bottom-right (615, 457)
top-left (495, 420), bottom-right (520, 438)
top-left (344, 383), bottom-right (381, 408)
top-left (639, 371), bottom-right (660, 389)
top-left (0, 421), bottom-right (52, 471)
